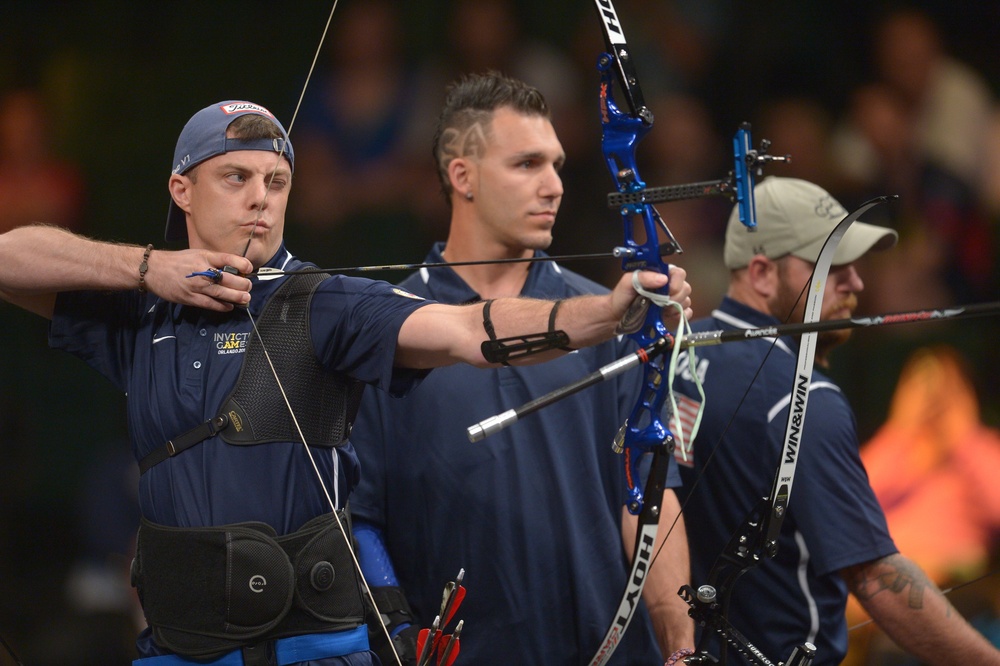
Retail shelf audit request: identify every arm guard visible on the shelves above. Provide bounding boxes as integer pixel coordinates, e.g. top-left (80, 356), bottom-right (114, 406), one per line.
top-left (481, 298), bottom-right (572, 365)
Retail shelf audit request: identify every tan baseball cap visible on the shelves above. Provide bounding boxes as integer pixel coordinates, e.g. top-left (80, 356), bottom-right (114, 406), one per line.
top-left (724, 177), bottom-right (898, 269)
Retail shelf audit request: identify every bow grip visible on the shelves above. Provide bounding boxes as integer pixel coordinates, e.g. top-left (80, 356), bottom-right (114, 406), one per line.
top-left (618, 419), bottom-right (674, 515)
top-left (616, 350), bottom-right (674, 514)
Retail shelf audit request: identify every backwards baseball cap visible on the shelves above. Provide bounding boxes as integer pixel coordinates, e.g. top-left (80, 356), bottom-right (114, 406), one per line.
top-left (724, 176), bottom-right (897, 269)
top-left (165, 101), bottom-right (294, 243)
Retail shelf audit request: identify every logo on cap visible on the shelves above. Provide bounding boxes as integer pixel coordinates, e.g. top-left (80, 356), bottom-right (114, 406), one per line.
top-left (814, 196), bottom-right (846, 220)
top-left (221, 102), bottom-right (275, 118)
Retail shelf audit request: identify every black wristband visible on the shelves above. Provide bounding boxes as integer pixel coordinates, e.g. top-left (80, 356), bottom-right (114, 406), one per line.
top-left (480, 298), bottom-right (572, 364)
top-left (548, 299), bottom-right (575, 351)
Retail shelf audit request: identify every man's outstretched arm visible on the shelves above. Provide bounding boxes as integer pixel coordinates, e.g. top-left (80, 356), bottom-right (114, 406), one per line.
top-left (395, 266), bottom-right (692, 369)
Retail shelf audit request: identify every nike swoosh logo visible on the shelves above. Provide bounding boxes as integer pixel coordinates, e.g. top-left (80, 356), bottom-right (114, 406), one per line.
top-left (152, 336), bottom-right (177, 344)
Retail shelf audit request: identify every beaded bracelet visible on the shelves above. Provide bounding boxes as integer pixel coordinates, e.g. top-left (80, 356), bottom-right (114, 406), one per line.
top-left (138, 244), bottom-right (153, 292)
top-left (665, 648), bottom-right (695, 665)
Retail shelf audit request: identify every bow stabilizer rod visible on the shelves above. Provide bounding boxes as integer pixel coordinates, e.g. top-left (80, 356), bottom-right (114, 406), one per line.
top-left (465, 296), bottom-right (1000, 442)
top-left (467, 337), bottom-right (671, 442)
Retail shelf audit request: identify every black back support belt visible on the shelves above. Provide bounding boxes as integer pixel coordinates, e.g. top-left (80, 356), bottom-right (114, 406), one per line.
top-left (132, 511), bottom-right (364, 660)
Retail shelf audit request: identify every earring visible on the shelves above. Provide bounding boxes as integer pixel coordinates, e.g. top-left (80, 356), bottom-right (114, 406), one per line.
top-left (465, 191), bottom-right (474, 201)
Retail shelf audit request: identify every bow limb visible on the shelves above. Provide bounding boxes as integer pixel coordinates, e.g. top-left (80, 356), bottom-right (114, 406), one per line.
top-left (759, 197), bottom-right (891, 553)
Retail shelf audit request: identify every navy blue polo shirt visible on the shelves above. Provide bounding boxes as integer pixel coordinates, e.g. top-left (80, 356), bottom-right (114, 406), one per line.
top-left (350, 243), bottom-right (679, 665)
top-left (49, 245), bottom-right (430, 535)
top-left (672, 297), bottom-right (897, 665)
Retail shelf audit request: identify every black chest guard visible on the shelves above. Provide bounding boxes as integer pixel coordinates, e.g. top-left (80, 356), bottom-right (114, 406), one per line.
top-left (139, 272), bottom-right (365, 474)
top-left (220, 272), bottom-right (364, 446)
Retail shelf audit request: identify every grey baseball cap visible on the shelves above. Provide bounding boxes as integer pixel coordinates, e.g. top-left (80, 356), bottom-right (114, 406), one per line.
top-left (165, 101), bottom-right (294, 243)
top-left (724, 177), bottom-right (897, 269)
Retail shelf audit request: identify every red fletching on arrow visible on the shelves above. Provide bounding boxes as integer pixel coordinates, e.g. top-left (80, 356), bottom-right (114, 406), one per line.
top-left (415, 615), bottom-right (441, 666)
top-left (416, 628), bottom-right (428, 659)
top-left (437, 620), bottom-right (463, 666)
top-left (443, 585), bottom-right (466, 627)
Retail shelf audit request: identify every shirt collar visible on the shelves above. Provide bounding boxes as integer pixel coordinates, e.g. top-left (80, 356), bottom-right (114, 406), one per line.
top-left (416, 242), bottom-right (567, 302)
top-left (714, 296), bottom-right (781, 329)
top-left (714, 296), bottom-right (798, 355)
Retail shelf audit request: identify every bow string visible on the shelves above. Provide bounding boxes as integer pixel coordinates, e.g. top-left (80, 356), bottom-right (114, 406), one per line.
top-left (229, 3), bottom-right (407, 665)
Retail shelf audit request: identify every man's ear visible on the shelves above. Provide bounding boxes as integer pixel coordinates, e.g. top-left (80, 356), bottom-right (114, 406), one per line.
top-left (168, 173), bottom-right (192, 214)
top-left (746, 255), bottom-right (779, 298)
top-left (448, 157), bottom-right (475, 201)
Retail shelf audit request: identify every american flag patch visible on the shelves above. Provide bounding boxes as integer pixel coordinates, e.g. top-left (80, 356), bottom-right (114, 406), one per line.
top-left (671, 393), bottom-right (702, 467)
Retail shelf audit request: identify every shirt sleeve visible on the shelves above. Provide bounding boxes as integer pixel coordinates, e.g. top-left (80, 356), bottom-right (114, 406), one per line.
top-left (310, 275), bottom-right (433, 395)
top-left (48, 289), bottom-right (141, 391)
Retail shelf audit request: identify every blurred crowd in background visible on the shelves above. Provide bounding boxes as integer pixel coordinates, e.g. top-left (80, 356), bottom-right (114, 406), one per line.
top-left (1, 1), bottom-right (998, 664)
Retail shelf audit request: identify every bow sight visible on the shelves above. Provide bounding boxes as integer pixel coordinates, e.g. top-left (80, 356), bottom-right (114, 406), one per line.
top-left (604, 126), bottom-right (789, 229)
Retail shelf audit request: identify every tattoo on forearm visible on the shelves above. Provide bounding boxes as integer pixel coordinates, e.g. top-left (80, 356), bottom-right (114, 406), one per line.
top-left (846, 554), bottom-right (934, 610)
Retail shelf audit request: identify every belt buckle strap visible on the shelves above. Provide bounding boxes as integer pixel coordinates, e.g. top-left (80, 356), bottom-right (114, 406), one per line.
top-left (242, 642), bottom-right (276, 666)
top-left (131, 628), bottom-right (369, 666)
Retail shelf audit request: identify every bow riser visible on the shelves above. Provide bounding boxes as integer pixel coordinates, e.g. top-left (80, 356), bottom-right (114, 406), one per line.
top-left (597, 51), bottom-right (679, 518)
top-left (589, 1), bottom-right (682, 661)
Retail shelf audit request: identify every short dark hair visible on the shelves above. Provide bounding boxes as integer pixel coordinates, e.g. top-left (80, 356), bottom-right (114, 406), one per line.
top-left (187, 114), bottom-right (286, 183)
top-left (432, 71), bottom-right (550, 198)
top-left (227, 113), bottom-right (286, 141)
